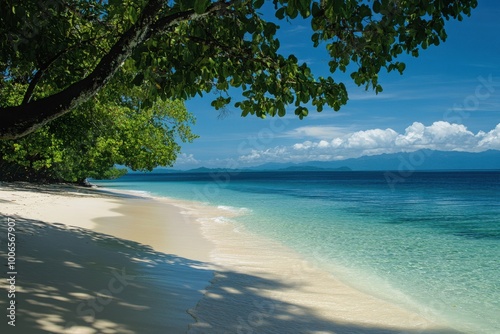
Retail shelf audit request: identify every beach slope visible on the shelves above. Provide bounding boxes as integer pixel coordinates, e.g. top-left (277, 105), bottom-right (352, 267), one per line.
top-left (0, 183), bottom-right (212, 333)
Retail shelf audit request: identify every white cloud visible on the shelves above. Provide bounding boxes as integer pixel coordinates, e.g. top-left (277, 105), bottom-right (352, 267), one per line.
top-left (395, 121), bottom-right (477, 150)
top-left (174, 153), bottom-right (199, 166)
top-left (318, 140), bottom-right (330, 148)
top-left (344, 128), bottom-right (399, 149)
top-left (478, 123), bottom-right (500, 149)
top-left (237, 121), bottom-right (500, 164)
top-left (287, 25), bottom-right (308, 33)
top-left (298, 58), bottom-right (315, 65)
top-left (284, 125), bottom-right (350, 139)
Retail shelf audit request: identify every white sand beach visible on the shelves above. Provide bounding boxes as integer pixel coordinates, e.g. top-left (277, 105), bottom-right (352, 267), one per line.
top-left (0, 183), bottom-right (463, 333)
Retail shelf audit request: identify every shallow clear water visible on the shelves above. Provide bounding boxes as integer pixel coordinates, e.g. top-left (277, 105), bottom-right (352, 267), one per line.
top-left (94, 171), bottom-right (500, 333)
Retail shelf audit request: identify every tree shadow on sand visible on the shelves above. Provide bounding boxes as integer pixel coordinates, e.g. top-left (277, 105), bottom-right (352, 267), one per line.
top-left (0, 181), bottom-right (146, 200)
top-left (0, 215), bottom-right (211, 333)
top-left (187, 270), bottom-right (463, 334)
top-left (0, 215), bottom-right (461, 334)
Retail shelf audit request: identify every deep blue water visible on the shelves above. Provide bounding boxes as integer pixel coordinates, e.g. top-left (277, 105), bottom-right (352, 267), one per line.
top-left (94, 171), bottom-right (500, 333)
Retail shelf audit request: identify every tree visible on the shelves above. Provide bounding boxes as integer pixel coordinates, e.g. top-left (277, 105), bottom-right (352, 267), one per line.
top-left (0, 0), bottom-right (478, 139)
top-left (0, 72), bottom-right (197, 183)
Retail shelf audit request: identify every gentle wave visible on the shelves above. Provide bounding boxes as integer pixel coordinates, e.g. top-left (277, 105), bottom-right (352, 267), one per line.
top-left (216, 205), bottom-right (252, 215)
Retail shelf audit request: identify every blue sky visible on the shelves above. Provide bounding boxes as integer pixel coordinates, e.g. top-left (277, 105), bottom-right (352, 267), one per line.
top-left (174, 0), bottom-right (500, 169)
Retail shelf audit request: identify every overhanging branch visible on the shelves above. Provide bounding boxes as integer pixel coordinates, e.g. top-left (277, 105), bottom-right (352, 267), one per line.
top-left (0, 0), bottom-right (236, 140)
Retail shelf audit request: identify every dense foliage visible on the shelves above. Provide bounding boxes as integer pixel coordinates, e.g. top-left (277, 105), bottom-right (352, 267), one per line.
top-left (0, 77), bottom-right (197, 183)
top-left (0, 0), bottom-right (478, 139)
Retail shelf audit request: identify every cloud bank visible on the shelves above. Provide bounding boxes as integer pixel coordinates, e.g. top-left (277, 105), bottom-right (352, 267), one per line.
top-left (174, 153), bottom-right (200, 166)
top-left (238, 121), bottom-right (500, 164)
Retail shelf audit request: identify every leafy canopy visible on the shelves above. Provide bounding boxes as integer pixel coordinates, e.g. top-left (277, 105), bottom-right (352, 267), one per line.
top-left (0, 0), bottom-right (478, 139)
top-left (0, 73), bottom-right (197, 182)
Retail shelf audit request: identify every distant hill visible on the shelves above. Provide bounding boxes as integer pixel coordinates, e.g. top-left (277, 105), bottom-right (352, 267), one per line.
top-left (146, 150), bottom-right (500, 174)
top-left (251, 150), bottom-right (500, 171)
top-left (275, 165), bottom-right (352, 172)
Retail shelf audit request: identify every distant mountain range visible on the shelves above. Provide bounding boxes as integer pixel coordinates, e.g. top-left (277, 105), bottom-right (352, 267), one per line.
top-left (147, 150), bottom-right (500, 173)
top-left (248, 150), bottom-right (500, 171)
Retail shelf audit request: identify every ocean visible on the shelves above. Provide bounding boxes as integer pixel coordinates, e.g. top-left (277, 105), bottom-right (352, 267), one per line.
top-left (94, 171), bottom-right (500, 333)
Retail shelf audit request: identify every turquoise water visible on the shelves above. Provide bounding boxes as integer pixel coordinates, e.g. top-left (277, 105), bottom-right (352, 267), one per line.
top-left (94, 171), bottom-right (500, 333)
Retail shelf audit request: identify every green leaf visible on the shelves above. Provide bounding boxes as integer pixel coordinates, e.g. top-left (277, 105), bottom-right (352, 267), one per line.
top-left (298, 0), bottom-right (311, 17)
top-left (194, 0), bottom-right (210, 14)
top-left (439, 28), bottom-right (448, 41)
top-left (264, 23), bottom-right (277, 38)
top-left (275, 7), bottom-right (285, 19)
top-left (311, 2), bottom-right (321, 17)
top-left (278, 105), bottom-right (286, 117)
top-left (286, 0), bottom-right (299, 18)
top-left (254, 0), bottom-right (264, 9)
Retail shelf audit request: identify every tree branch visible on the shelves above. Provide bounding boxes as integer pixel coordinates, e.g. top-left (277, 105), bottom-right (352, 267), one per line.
top-left (0, 0), bottom-right (166, 139)
top-left (22, 36), bottom-right (112, 105)
top-left (22, 48), bottom-right (70, 105)
top-left (147, 0), bottom-right (239, 37)
top-left (0, 0), bottom-right (238, 139)
top-left (1, 0), bottom-right (236, 140)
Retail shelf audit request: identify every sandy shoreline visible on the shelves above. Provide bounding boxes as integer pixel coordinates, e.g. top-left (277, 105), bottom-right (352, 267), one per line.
top-left (0, 183), bottom-right (463, 333)
top-left (0, 183), bottom-right (213, 333)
